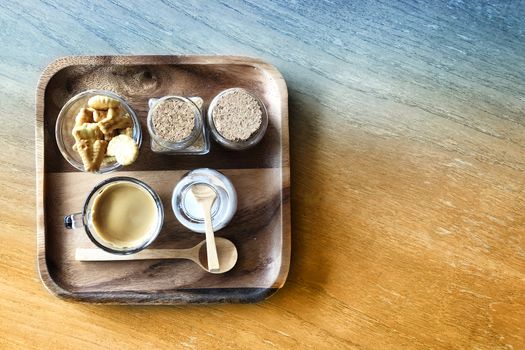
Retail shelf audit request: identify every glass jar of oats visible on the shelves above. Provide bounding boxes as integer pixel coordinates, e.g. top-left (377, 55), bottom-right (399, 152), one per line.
top-left (147, 96), bottom-right (210, 154)
top-left (207, 88), bottom-right (268, 150)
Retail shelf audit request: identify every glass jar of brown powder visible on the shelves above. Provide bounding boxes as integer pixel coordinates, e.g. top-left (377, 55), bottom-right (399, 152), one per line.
top-left (147, 96), bottom-right (210, 154)
top-left (207, 88), bottom-right (268, 150)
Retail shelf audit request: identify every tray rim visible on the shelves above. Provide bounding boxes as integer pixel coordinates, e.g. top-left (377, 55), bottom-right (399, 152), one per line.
top-left (35, 55), bottom-right (290, 304)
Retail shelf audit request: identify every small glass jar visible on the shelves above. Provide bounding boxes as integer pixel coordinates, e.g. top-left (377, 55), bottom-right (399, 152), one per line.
top-left (147, 96), bottom-right (210, 155)
top-left (172, 168), bottom-right (237, 233)
top-left (207, 88), bottom-right (268, 150)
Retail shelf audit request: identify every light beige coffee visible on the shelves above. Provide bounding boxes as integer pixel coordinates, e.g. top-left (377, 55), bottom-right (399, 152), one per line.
top-left (91, 182), bottom-right (158, 248)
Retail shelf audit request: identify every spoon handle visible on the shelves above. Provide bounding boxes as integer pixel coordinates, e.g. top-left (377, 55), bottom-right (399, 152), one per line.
top-left (202, 201), bottom-right (220, 272)
top-left (75, 248), bottom-right (193, 261)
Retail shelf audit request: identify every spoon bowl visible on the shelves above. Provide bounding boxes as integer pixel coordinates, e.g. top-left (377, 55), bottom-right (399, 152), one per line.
top-left (196, 237), bottom-right (238, 273)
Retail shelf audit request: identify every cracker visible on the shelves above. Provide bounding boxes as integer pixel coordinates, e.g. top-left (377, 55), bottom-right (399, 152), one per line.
top-left (98, 108), bottom-right (133, 135)
top-left (107, 134), bottom-right (138, 166)
top-left (88, 108), bottom-right (107, 122)
top-left (74, 108), bottom-right (93, 127)
top-left (77, 139), bottom-right (108, 172)
top-left (87, 95), bottom-right (120, 110)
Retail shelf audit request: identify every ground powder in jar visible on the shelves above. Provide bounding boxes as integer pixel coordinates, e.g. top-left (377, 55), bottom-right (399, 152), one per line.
top-left (151, 98), bottom-right (195, 143)
top-left (212, 90), bottom-right (263, 142)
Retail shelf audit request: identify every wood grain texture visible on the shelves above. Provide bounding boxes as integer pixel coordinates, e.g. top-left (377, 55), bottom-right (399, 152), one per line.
top-left (43, 169), bottom-right (286, 298)
top-left (1, 0), bottom-right (525, 349)
top-left (36, 55), bottom-right (290, 303)
top-left (42, 57), bottom-right (285, 171)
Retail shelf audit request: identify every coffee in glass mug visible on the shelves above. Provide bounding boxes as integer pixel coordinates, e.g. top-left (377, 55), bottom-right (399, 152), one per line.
top-left (65, 177), bottom-right (164, 254)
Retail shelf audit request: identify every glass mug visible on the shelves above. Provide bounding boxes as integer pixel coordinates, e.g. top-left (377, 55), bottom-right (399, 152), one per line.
top-left (64, 177), bottom-right (164, 255)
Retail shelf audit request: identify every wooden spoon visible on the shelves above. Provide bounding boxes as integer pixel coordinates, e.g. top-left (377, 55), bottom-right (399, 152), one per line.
top-left (190, 183), bottom-right (220, 272)
top-left (75, 237), bottom-right (238, 274)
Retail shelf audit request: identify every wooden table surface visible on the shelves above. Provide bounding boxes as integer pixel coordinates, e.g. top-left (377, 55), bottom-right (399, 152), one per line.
top-left (1, 1), bottom-right (524, 349)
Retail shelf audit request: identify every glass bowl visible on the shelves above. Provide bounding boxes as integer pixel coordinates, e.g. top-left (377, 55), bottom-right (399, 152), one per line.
top-left (55, 90), bottom-right (142, 173)
top-left (207, 88), bottom-right (268, 150)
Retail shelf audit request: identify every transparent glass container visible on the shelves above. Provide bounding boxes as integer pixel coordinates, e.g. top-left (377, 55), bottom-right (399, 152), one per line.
top-left (207, 88), bottom-right (268, 150)
top-left (64, 176), bottom-right (164, 255)
top-left (147, 96), bottom-right (210, 155)
top-left (55, 90), bottom-right (142, 173)
top-left (172, 168), bottom-right (237, 234)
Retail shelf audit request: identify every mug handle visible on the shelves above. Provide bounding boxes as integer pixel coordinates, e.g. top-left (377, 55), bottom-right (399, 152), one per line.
top-left (64, 212), bottom-right (84, 229)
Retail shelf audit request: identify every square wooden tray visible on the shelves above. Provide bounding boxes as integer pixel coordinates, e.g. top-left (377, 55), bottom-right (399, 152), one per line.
top-left (35, 55), bottom-right (290, 304)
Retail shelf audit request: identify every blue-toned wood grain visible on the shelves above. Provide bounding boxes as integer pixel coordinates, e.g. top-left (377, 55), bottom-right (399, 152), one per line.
top-left (1, 1), bottom-right (525, 349)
